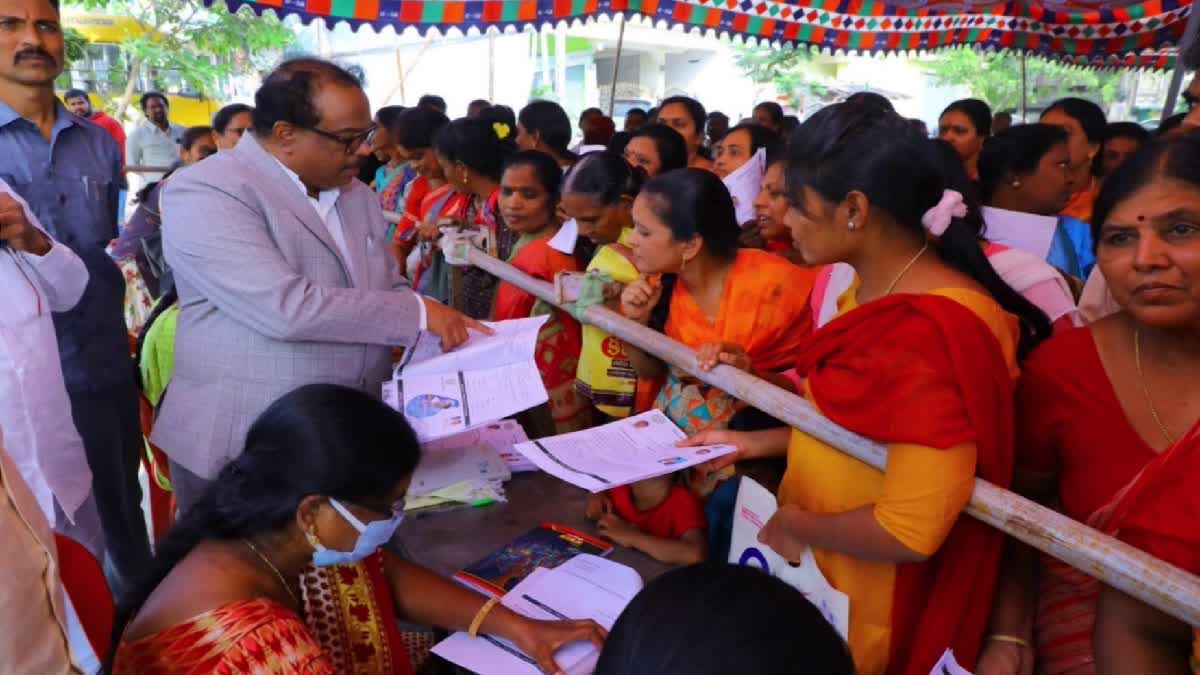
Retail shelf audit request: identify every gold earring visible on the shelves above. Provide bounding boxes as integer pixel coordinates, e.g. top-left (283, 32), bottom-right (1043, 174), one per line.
top-left (680, 257), bottom-right (687, 273)
top-left (304, 529), bottom-right (321, 549)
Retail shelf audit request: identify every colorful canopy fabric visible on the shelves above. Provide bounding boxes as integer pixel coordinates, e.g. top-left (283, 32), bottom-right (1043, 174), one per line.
top-left (206, 0), bottom-right (1190, 68)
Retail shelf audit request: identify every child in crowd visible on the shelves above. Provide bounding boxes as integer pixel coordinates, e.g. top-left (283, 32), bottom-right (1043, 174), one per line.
top-left (585, 474), bottom-right (707, 565)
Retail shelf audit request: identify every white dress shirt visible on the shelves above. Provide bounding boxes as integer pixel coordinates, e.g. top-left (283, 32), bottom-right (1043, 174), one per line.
top-left (0, 429), bottom-right (84, 674)
top-left (0, 180), bottom-right (93, 526)
top-left (126, 120), bottom-right (186, 182)
top-left (271, 156), bottom-right (427, 329)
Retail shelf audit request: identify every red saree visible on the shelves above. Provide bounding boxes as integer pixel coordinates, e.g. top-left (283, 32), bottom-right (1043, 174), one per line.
top-left (494, 233), bottom-right (589, 433)
top-left (1105, 419), bottom-right (1200, 573)
top-left (113, 598), bottom-right (336, 674)
top-left (793, 293), bottom-right (1016, 675)
top-left (301, 551), bottom-right (415, 675)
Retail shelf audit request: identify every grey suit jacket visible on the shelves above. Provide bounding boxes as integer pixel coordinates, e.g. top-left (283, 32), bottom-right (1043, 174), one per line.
top-left (153, 133), bottom-right (422, 478)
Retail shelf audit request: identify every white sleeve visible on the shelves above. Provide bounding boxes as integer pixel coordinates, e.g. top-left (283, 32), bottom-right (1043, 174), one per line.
top-left (0, 180), bottom-right (89, 312)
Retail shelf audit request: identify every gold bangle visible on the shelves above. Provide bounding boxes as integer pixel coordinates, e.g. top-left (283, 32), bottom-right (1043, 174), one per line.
top-left (468, 596), bottom-right (502, 638)
top-left (988, 634), bottom-right (1032, 649)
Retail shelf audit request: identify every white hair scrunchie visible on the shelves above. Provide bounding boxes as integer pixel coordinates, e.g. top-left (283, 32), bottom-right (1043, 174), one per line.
top-left (921, 189), bottom-right (968, 236)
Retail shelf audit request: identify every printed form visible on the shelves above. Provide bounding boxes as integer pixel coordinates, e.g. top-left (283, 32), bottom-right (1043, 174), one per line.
top-left (433, 554), bottom-right (643, 675)
top-left (513, 410), bottom-right (736, 492)
top-left (383, 317), bottom-right (550, 442)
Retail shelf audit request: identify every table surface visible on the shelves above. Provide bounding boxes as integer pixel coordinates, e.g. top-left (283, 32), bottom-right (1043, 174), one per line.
top-left (400, 472), bottom-right (674, 583)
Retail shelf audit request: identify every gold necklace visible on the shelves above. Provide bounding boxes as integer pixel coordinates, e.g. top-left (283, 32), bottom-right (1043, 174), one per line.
top-left (1134, 328), bottom-right (1176, 445)
top-left (242, 538), bottom-right (300, 607)
top-left (884, 242), bottom-right (929, 296)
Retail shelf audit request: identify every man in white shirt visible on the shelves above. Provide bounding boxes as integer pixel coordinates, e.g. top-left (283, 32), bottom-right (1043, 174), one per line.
top-left (0, 180), bottom-right (103, 559)
top-left (157, 58), bottom-right (488, 511)
top-left (125, 91), bottom-right (185, 182)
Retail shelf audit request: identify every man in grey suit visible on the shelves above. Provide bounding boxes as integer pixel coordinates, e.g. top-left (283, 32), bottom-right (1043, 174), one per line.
top-left (155, 58), bottom-right (486, 511)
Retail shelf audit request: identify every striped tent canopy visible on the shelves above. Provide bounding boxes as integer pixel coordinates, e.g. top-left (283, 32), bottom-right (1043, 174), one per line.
top-left (205, 0), bottom-right (1192, 68)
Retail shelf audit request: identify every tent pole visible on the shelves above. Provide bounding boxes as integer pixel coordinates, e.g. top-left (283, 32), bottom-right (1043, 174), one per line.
top-left (1021, 52), bottom-right (1028, 121)
top-left (1161, 6), bottom-right (1200, 120)
top-left (489, 31), bottom-right (497, 102)
top-left (609, 14), bottom-right (627, 116)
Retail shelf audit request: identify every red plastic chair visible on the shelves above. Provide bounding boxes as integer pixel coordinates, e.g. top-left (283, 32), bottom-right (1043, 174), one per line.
top-left (54, 534), bottom-right (114, 664)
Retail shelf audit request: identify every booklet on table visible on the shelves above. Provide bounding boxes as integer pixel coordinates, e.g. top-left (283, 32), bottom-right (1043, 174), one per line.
top-left (383, 317), bottom-right (549, 442)
top-left (433, 554), bottom-right (642, 675)
top-left (454, 523), bottom-right (613, 598)
top-left (512, 410), bottom-right (735, 493)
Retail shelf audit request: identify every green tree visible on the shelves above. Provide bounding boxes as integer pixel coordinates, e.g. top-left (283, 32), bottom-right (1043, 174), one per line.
top-left (732, 44), bottom-right (828, 106)
top-left (63, 27), bottom-right (88, 64)
top-left (923, 47), bottom-right (1121, 111)
top-left (64, 0), bottom-right (293, 118)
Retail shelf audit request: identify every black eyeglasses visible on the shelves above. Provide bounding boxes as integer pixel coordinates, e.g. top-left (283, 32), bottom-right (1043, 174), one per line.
top-left (307, 124), bottom-right (378, 155)
top-left (1183, 93), bottom-right (1199, 112)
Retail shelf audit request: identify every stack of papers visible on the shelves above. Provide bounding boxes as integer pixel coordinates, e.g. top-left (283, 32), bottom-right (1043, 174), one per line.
top-left (513, 410), bottom-right (736, 492)
top-left (405, 443), bottom-right (511, 511)
top-left (728, 477), bottom-right (850, 641)
top-left (433, 554), bottom-right (642, 675)
top-left (424, 420), bottom-right (537, 474)
top-left (383, 317), bottom-right (550, 442)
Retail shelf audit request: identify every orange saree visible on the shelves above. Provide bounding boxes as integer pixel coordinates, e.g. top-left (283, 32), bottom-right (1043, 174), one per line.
top-left (657, 248), bottom-right (814, 433)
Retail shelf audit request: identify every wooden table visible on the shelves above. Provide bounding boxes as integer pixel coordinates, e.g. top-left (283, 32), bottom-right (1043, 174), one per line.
top-left (399, 472), bottom-right (672, 674)
top-left (399, 471), bottom-right (673, 582)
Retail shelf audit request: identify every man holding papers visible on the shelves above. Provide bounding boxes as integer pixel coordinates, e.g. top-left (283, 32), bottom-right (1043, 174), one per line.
top-left (156, 58), bottom-right (488, 510)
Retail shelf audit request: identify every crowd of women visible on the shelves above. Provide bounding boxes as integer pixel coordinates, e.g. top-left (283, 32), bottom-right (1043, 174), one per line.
top-left (102, 83), bottom-right (1200, 675)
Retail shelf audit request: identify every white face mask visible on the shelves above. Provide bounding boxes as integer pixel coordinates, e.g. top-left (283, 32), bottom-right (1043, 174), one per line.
top-left (310, 498), bottom-right (404, 567)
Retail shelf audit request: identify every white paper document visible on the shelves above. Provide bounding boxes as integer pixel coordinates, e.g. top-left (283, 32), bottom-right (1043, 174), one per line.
top-left (930, 649), bottom-right (974, 675)
top-left (423, 419), bottom-right (538, 473)
top-left (980, 206), bottom-right (1059, 261)
top-left (728, 477), bottom-right (850, 641)
top-left (513, 410), bottom-right (736, 493)
top-left (433, 554), bottom-right (643, 675)
top-left (383, 317), bottom-right (550, 442)
top-left (408, 444), bottom-right (511, 497)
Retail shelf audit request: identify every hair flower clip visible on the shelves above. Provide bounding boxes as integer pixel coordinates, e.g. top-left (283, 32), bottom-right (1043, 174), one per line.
top-left (493, 122), bottom-right (511, 140)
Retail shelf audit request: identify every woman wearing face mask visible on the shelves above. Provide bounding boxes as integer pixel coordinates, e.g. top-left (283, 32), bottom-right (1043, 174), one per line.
top-left (110, 384), bottom-right (604, 674)
top-left (492, 151), bottom-right (592, 434)
top-left (682, 103), bottom-right (1051, 675)
top-left (622, 124), bottom-right (689, 178)
top-left (656, 96), bottom-right (713, 171)
top-left (1040, 98), bottom-right (1107, 224)
top-left (561, 152), bottom-right (652, 420)
top-left (981, 136), bottom-right (1200, 675)
top-left (979, 124), bottom-right (1096, 282)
